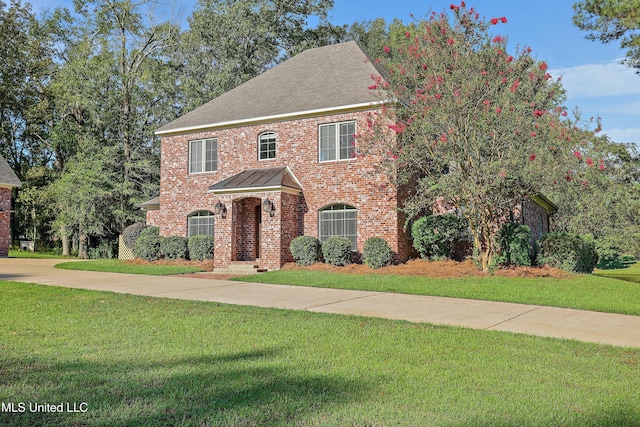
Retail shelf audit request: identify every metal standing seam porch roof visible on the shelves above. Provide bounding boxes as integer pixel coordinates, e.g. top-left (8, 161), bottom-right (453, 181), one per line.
top-left (208, 167), bottom-right (303, 195)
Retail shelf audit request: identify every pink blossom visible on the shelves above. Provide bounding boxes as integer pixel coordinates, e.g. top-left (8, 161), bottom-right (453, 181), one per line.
top-left (529, 154), bottom-right (536, 161)
top-left (483, 100), bottom-right (490, 105)
top-left (495, 107), bottom-right (502, 114)
top-left (561, 111), bottom-right (568, 117)
top-left (533, 110), bottom-right (544, 117)
top-left (530, 132), bottom-right (537, 137)
top-left (447, 38), bottom-right (455, 45)
top-left (500, 17), bottom-right (507, 23)
top-left (383, 45), bottom-right (391, 54)
top-left (506, 55), bottom-right (513, 63)
top-left (586, 158), bottom-right (594, 167)
top-left (492, 35), bottom-right (504, 43)
top-left (388, 123), bottom-right (407, 133)
top-left (539, 62), bottom-right (548, 71)
top-left (574, 151), bottom-right (582, 159)
top-left (490, 17), bottom-right (498, 24)
top-left (510, 78), bottom-right (520, 93)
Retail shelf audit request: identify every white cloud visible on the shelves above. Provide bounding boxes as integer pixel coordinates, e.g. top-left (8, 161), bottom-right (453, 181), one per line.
top-left (602, 127), bottom-right (640, 144)
top-left (550, 60), bottom-right (640, 99)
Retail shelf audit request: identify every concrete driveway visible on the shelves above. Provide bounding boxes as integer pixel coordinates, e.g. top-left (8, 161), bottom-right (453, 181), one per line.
top-left (2, 257), bottom-right (640, 348)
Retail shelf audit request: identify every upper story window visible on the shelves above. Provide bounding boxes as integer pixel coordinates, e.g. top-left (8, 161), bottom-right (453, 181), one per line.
top-left (319, 121), bottom-right (356, 162)
top-left (259, 132), bottom-right (276, 160)
top-left (189, 138), bottom-right (217, 174)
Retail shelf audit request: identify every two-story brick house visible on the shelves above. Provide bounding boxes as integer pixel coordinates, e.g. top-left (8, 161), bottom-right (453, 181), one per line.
top-left (147, 41), bottom-right (413, 270)
top-left (0, 153), bottom-right (22, 257)
top-left (145, 41), bottom-right (556, 270)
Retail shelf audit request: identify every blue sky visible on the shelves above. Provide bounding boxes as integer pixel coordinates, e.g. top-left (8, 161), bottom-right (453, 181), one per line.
top-left (29, 0), bottom-right (640, 145)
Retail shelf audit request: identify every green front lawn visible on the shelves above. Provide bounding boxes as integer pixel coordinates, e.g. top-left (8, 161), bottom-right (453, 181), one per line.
top-left (234, 270), bottom-right (640, 315)
top-left (1, 281), bottom-right (638, 426)
top-left (54, 259), bottom-right (206, 275)
top-left (8, 250), bottom-right (73, 259)
top-left (595, 261), bottom-right (640, 283)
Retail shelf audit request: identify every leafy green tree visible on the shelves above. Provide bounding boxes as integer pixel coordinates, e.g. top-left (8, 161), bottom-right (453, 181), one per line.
top-left (573, 0), bottom-right (640, 70)
top-left (359, 3), bottom-right (605, 271)
top-left (177, 0), bottom-right (343, 111)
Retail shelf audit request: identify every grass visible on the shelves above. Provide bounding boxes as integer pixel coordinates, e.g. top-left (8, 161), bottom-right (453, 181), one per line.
top-left (234, 270), bottom-right (640, 315)
top-left (8, 250), bottom-right (73, 259)
top-left (595, 261), bottom-right (640, 283)
top-left (54, 259), bottom-right (206, 275)
top-left (1, 281), bottom-right (639, 426)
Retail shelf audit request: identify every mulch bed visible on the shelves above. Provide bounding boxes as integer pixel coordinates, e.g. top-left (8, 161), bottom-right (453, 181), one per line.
top-left (126, 257), bottom-right (571, 279)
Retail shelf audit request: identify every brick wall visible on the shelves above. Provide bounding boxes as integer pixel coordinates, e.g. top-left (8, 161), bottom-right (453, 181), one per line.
top-left (521, 198), bottom-right (551, 242)
top-left (158, 109), bottom-right (411, 269)
top-left (0, 188), bottom-right (11, 257)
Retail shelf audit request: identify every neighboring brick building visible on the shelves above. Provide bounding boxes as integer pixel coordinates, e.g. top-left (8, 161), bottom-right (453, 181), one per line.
top-left (0, 153), bottom-right (21, 257)
top-left (145, 41), bottom-right (555, 270)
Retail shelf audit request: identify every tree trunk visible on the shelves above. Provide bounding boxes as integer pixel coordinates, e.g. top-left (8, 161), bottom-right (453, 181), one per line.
top-left (60, 225), bottom-right (70, 257)
top-left (78, 233), bottom-right (89, 259)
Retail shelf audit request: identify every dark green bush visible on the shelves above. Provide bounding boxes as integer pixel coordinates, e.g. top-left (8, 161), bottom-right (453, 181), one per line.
top-left (592, 237), bottom-right (624, 269)
top-left (411, 214), bottom-right (467, 260)
top-left (290, 236), bottom-right (322, 266)
top-left (188, 235), bottom-right (214, 261)
top-left (495, 223), bottom-right (532, 266)
top-left (322, 236), bottom-right (352, 266)
top-left (138, 226), bottom-right (159, 238)
top-left (122, 222), bottom-right (147, 249)
top-left (160, 236), bottom-right (189, 260)
top-left (363, 237), bottom-right (393, 269)
top-left (536, 232), bottom-right (599, 273)
top-left (135, 234), bottom-right (162, 261)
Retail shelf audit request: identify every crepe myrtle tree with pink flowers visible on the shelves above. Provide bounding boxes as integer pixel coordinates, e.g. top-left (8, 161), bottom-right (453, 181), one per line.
top-left (359, 2), bottom-right (606, 272)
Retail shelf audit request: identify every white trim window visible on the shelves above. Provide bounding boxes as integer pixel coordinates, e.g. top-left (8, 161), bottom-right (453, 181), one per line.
top-left (319, 204), bottom-right (357, 249)
top-left (259, 131), bottom-right (276, 160)
top-left (189, 138), bottom-right (217, 173)
top-left (187, 211), bottom-right (215, 237)
top-left (319, 121), bottom-right (356, 162)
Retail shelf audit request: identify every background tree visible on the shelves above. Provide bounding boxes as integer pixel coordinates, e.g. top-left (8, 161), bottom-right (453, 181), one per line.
top-left (176, 0), bottom-right (344, 111)
top-left (360, 3), bottom-right (605, 271)
top-left (573, 0), bottom-right (640, 71)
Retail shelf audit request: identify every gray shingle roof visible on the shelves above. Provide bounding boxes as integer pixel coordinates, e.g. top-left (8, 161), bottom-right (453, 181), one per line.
top-left (157, 41), bottom-right (384, 134)
top-left (0, 153), bottom-right (21, 187)
top-left (208, 167), bottom-right (302, 194)
top-left (136, 196), bottom-right (160, 210)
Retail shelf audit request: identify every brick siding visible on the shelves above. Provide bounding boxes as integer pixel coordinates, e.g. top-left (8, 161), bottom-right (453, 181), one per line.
top-left (0, 188), bottom-right (11, 257)
top-left (157, 110), bottom-right (412, 270)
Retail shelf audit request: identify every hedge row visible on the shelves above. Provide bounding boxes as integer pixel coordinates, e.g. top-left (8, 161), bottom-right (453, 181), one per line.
top-left (290, 236), bottom-right (393, 269)
top-left (132, 227), bottom-right (213, 261)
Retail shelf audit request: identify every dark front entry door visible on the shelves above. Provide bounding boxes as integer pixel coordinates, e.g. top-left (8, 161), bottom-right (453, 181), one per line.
top-left (255, 205), bottom-right (262, 259)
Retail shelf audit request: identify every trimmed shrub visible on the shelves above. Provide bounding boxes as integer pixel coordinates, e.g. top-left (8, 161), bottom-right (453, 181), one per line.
top-left (363, 237), bottom-right (393, 269)
top-left (411, 214), bottom-right (467, 260)
top-left (495, 223), bottom-right (532, 266)
top-left (188, 235), bottom-right (214, 261)
top-left (135, 233), bottom-right (162, 261)
top-left (322, 236), bottom-right (352, 266)
top-left (122, 222), bottom-right (147, 249)
top-left (536, 232), bottom-right (599, 273)
top-left (138, 226), bottom-right (159, 238)
top-left (290, 235), bottom-right (322, 266)
top-left (160, 236), bottom-right (189, 260)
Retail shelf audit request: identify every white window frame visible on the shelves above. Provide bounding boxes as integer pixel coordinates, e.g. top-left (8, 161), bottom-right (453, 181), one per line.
top-left (319, 121), bottom-right (356, 162)
top-left (189, 138), bottom-right (218, 174)
top-left (318, 204), bottom-right (357, 250)
top-left (258, 131), bottom-right (277, 160)
top-left (187, 211), bottom-right (215, 237)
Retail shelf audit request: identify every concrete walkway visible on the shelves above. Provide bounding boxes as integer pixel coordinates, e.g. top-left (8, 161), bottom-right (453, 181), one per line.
top-left (2, 258), bottom-right (640, 348)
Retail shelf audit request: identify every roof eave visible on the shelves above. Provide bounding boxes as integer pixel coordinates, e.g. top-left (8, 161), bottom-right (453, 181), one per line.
top-left (155, 101), bottom-right (387, 137)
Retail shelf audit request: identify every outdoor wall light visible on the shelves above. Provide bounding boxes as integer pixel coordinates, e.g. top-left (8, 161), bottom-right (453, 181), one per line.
top-left (262, 199), bottom-right (276, 217)
top-left (214, 201), bottom-right (227, 218)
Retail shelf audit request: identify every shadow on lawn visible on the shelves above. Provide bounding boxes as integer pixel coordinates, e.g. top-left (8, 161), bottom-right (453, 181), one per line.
top-left (0, 348), bottom-right (368, 426)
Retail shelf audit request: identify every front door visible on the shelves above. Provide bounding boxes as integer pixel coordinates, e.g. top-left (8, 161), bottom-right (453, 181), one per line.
top-left (254, 205), bottom-right (262, 259)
